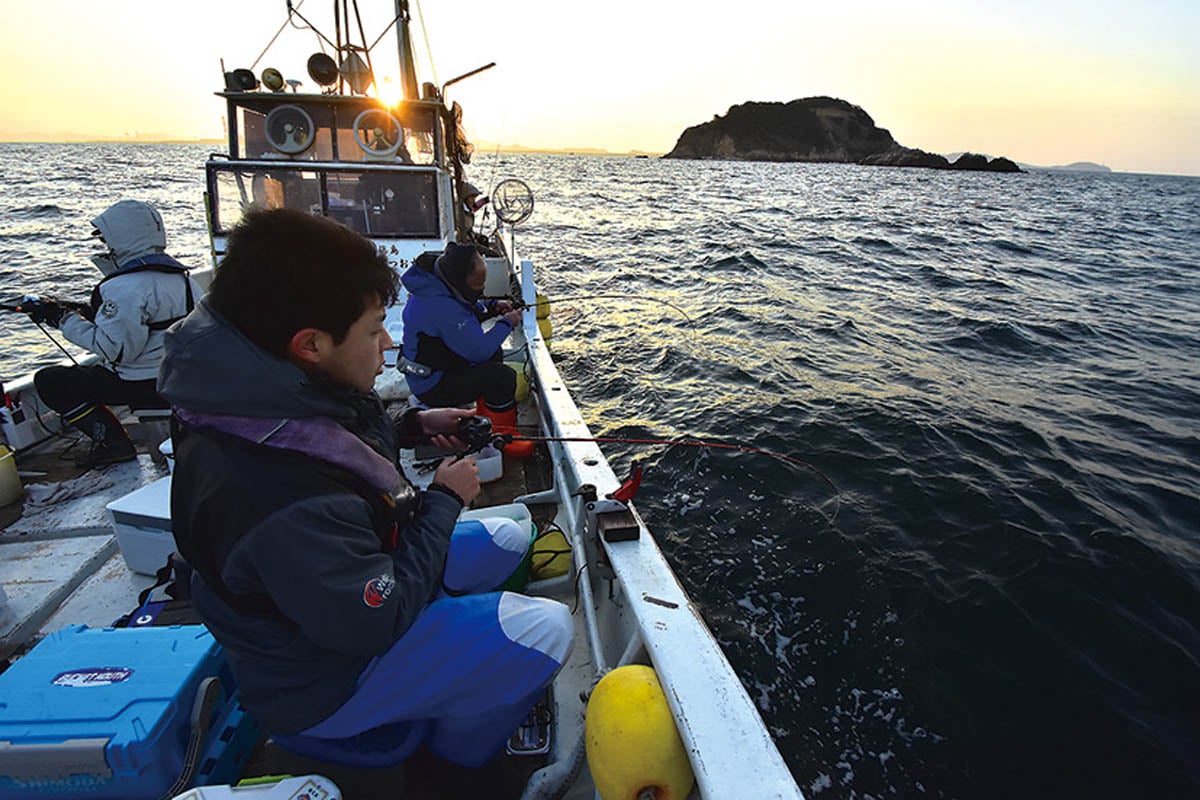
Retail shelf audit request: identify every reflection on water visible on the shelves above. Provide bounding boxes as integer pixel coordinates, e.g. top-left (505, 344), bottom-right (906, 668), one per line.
top-left (3, 145), bottom-right (1198, 798)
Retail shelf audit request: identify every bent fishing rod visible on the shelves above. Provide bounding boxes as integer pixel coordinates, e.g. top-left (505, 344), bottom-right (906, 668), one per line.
top-left (0, 302), bottom-right (81, 366)
top-left (490, 294), bottom-right (697, 327)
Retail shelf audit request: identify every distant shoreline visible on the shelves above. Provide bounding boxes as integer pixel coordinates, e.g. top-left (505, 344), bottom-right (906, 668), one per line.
top-left (0, 138), bottom-right (662, 157)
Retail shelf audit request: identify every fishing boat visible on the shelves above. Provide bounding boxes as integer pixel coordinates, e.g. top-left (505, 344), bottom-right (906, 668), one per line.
top-left (0, 3), bottom-right (804, 798)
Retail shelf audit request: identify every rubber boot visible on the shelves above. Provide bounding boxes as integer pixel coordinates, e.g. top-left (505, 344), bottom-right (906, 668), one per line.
top-left (67, 405), bottom-right (137, 468)
top-left (476, 400), bottom-right (535, 460)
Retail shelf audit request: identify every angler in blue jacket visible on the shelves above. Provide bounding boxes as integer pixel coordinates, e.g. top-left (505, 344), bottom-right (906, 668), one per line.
top-left (159, 208), bottom-right (572, 769)
top-left (398, 242), bottom-right (534, 457)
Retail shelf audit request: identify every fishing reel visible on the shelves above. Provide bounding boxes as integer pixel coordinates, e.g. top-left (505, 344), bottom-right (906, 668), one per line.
top-left (457, 415), bottom-right (498, 452)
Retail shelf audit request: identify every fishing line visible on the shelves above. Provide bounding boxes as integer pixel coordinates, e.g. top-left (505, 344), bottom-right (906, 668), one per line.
top-left (514, 294), bottom-right (696, 328)
top-left (512, 432), bottom-right (841, 525)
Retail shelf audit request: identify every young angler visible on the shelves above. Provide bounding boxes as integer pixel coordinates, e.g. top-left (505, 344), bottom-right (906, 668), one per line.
top-left (158, 208), bottom-right (573, 767)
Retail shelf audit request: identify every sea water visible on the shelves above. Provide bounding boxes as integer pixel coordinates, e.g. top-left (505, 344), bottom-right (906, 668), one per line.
top-left (2, 143), bottom-right (1197, 798)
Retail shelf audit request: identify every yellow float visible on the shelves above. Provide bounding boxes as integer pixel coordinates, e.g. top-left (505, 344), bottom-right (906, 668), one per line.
top-left (505, 360), bottom-right (529, 402)
top-left (585, 665), bottom-right (696, 800)
top-left (534, 291), bottom-right (552, 340)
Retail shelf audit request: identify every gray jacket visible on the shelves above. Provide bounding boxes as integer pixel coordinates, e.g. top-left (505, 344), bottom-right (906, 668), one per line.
top-left (62, 201), bottom-right (203, 380)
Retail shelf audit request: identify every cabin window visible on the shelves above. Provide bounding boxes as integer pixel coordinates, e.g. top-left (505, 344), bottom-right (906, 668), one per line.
top-left (210, 166), bottom-right (440, 238)
top-left (236, 106), bottom-right (333, 161)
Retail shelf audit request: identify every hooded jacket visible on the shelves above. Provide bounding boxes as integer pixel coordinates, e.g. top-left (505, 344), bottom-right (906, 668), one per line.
top-left (399, 262), bottom-right (512, 397)
top-left (158, 298), bottom-right (462, 735)
top-left (62, 200), bottom-right (203, 380)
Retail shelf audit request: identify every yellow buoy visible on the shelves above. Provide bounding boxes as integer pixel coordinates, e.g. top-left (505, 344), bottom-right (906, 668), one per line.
top-left (529, 529), bottom-right (571, 580)
top-left (537, 316), bottom-right (553, 341)
top-left (505, 360), bottom-right (529, 402)
top-left (535, 292), bottom-right (551, 320)
top-left (585, 665), bottom-right (696, 800)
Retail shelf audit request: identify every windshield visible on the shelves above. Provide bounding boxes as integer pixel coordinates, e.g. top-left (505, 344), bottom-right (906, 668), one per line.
top-left (210, 166), bottom-right (440, 238)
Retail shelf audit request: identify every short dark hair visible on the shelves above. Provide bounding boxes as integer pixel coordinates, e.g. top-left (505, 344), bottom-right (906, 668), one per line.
top-left (209, 209), bottom-right (398, 357)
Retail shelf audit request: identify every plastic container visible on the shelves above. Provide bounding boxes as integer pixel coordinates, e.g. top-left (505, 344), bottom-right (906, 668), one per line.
top-left (171, 775), bottom-right (341, 800)
top-left (106, 476), bottom-right (175, 575)
top-left (0, 443), bottom-right (23, 507)
top-left (474, 445), bottom-right (503, 483)
top-left (0, 625), bottom-right (250, 800)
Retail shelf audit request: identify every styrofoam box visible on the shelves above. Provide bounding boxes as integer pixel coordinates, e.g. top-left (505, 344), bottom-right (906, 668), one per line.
top-left (105, 476), bottom-right (174, 576)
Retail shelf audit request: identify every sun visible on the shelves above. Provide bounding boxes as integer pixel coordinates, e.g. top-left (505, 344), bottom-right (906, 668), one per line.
top-left (375, 76), bottom-right (404, 108)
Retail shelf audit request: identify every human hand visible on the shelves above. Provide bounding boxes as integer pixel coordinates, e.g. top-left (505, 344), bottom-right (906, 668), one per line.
top-left (417, 407), bottom-right (472, 450)
top-left (494, 300), bottom-right (514, 314)
top-left (432, 456), bottom-right (480, 504)
top-left (502, 309), bottom-right (521, 326)
top-left (22, 296), bottom-right (65, 327)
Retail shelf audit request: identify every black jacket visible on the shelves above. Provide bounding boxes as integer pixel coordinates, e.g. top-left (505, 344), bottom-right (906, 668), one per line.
top-left (159, 299), bottom-right (461, 734)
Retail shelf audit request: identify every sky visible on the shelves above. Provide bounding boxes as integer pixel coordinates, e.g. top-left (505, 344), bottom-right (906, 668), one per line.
top-left (2, 0), bottom-right (1198, 175)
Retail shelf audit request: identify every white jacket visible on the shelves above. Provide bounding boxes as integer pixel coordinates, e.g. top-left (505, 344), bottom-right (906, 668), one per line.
top-left (60, 200), bottom-right (205, 381)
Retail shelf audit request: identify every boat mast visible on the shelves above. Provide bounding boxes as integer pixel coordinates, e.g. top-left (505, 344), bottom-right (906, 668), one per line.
top-left (394, 0), bottom-right (419, 100)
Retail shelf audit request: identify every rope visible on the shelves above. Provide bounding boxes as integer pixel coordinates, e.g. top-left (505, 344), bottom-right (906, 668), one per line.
top-left (251, 0), bottom-right (310, 70)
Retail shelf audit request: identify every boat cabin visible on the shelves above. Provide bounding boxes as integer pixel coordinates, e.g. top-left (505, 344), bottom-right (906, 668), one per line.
top-left (206, 89), bottom-right (473, 269)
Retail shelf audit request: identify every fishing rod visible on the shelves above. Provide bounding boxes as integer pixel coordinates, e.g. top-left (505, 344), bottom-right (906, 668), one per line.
top-left (509, 432), bottom-right (842, 523)
top-left (507, 294), bottom-right (697, 327)
top-left (0, 302), bottom-right (81, 366)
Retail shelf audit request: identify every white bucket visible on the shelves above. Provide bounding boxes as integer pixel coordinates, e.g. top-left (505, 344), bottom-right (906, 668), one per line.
top-left (475, 445), bottom-right (503, 483)
top-left (0, 445), bottom-right (23, 507)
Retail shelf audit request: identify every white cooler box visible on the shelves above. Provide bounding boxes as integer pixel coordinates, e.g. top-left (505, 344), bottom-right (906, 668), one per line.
top-left (106, 476), bottom-right (175, 576)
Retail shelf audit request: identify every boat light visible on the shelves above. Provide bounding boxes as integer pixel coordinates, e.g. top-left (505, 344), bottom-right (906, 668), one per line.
top-left (307, 53), bottom-right (339, 87)
top-left (262, 68), bottom-right (285, 92)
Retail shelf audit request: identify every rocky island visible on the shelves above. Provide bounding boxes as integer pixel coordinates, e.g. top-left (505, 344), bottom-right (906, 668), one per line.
top-left (663, 97), bottom-right (1020, 173)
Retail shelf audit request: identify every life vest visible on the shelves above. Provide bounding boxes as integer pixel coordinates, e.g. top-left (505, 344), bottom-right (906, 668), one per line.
top-left (89, 254), bottom-right (195, 330)
top-left (171, 418), bottom-right (417, 619)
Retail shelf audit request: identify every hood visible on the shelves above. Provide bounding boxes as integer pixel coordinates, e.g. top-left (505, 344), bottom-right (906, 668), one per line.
top-left (90, 200), bottom-right (167, 276)
top-left (158, 297), bottom-right (355, 422)
top-left (401, 262), bottom-right (456, 301)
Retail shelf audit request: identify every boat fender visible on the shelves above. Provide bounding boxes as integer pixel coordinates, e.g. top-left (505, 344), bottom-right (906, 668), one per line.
top-left (537, 316), bottom-right (553, 341)
top-left (585, 665), bottom-right (696, 800)
top-left (536, 291), bottom-right (551, 320)
top-left (505, 360), bottom-right (529, 402)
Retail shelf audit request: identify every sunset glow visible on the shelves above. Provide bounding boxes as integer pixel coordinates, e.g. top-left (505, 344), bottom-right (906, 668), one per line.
top-left (0, 0), bottom-right (1196, 175)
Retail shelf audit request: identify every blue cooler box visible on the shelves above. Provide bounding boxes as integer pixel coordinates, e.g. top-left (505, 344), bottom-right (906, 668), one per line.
top-left (0, 625), bottom-right (257, 799)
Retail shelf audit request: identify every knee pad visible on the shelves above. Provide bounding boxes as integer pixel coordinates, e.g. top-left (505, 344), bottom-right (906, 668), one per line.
top-left (481, 517), bottom-right (528, 555)
top-left (497, 593), bottom-right (575, 665)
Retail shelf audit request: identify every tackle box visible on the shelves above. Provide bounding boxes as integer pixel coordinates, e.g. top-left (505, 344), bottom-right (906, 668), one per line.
top-left (106, 475), bottom-right (176, 575)
top-left (0, 624), bottom-right (259, 800)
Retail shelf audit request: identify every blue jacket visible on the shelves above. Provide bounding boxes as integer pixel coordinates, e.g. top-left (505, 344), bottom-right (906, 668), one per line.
top-left (399, 264), bottom-right (512, 397)
top-left (158, 299), bottom-right (462, 735)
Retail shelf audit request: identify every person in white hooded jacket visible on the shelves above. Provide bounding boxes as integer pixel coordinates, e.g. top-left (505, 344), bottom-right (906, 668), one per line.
top-left (28, 200), bottom-right (203, 467)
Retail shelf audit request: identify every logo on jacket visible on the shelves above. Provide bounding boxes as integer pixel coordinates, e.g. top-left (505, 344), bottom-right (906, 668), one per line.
top-left (100, 299), bottom-right (120, 318)
top-left (363, 572), bottom-right (396, 608)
